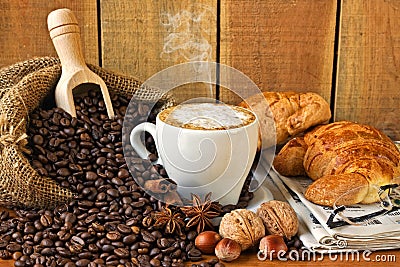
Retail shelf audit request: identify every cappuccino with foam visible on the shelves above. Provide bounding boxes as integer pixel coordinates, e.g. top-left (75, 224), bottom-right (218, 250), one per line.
top-left (130, 102), bottom-right (258, 205)
top-left (159, 103), bottom-right (255, 130)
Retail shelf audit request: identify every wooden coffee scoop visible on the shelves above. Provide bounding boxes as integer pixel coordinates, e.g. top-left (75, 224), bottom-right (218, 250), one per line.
top-left (47, 8), bottom-right (114, 118)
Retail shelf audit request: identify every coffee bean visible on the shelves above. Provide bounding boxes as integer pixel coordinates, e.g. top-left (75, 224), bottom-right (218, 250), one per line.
top-left (13, 260), bottom-right (25, 267)
top-left (122, 234), bottom-right (137, 245)
top-left (71, 236), bottom-right (85, 246)
top-left (68, 244), bottom-right (83, 254)
top-left (46, 152), bottom-right (57, 162)
top-left (188, 248), bottom-right (202, 261)
top-left (172, 262), bottom-right (185, 267)
top-left (69, 163), bottom-right (82, 172)
top-left (54, 160), bottom-right (68, 168)
top-left (57, 168), bottom-right (71, 176)
top-left (0, 238), bottom-right (9, 250)
top-left (41, 247), bottom-right (55, 256)
top-left (117, 168), bottom-right (130, 179)
top-left (60, 118), bottom-right (71, 127)
top-left (12, 251), bottom-right (22, 261)
top-left (39, 110), bottom-right (50, 119)
top-left (78, 200), bottom-right (94, 209)
top-left (114, 247), bottom-right (129, 258)
top-left (106, 188), bottom-right (119, 198)
top-left (40, 238), bottom-right (54, 247)
top-left (57, 230), bottom-right (71, 241)
top-left (294, 238), bottom-right (303, 249)
top-left (39, 214), bottom-right (52, 227)
top-left (96, 156), bottom-right (107, 165)
top-left (111, 177), bottom-right (123, 186)
top-left (141, 230), bottom-right (156, 243)
top-left (150, 258), bottom-right (161, 267)
top-left (106, 231), bottom-right (121, 241)
top-left (23, 225), bottom-right (35, 234)
top-left (134, 163), bottom-right (146, 172)
top-left (86, 171), bottom-right (98, 181)
top-left (148, 153), bottom-right (158, 162)
top-left (101, 244), bottom-right (115, 253)
top-left (116, 224), bottom-right (132, 235)
top-left (64, 127), bottom-right (76, 136)
top-left (0, 249), bottom-right (11, 260)
top-left (90, 117), bottom-right (102, 126)
top-left (32, 135), bottom-right (44, 145)
top-left (76, 259), bottom-right (90, 267)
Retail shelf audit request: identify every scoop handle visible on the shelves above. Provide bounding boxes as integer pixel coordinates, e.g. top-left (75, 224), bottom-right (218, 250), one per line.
top-left (47, 8), bottom-right (87, 74)
top-left (47, 8), bottom-right (115, 119)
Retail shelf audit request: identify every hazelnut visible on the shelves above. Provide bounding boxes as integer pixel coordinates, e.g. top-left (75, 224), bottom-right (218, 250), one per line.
top-left (259, 235), bottom-right (288, 259)
top-left (256, 200), bottom-right (298, 240)
top-left (215, 238), bottom-right (241, 262)
top-left (219, 209), bottom-right (265, 251)
top-left (195, 231), bottom-right (222, 254)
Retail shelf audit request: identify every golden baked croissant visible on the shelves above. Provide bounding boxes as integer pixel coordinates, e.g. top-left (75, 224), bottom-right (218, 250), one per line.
top-left (274, 121), bottom-right (400, 206)
top-left (238, 91), bottom-right (331, 148)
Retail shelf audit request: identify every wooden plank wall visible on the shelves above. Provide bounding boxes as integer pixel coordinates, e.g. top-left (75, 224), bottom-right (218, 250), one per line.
top-left (100, 0), bottom-right (218, 102)
top-left (336, 0), bottom-right (400, 140)
top-left (0, 1), bottom-right (98, 66)
top-left (1, 0), bottom-right (400, 139)
top-left (219, 0), bottom-right (336, 105)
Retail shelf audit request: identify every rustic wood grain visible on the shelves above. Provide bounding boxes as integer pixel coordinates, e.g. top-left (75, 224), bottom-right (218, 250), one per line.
top-left (0, 251), bottom-right (398, 266)
top-left (335, 0), bottom-right (400, 140)
top-left (100, 0), bottom-right (218, 103)
top-left (0, 1), bottom-right (98, 68)
top-left (219, 0), bottom-right (337, 105)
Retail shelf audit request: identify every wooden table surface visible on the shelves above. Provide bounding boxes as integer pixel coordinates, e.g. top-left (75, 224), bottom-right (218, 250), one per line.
top-left (0, 249), bottom-right (399, 266)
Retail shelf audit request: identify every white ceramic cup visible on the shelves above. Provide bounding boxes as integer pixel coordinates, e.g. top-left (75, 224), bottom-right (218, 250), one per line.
top-left (130, 103), bottom-right (258, 205)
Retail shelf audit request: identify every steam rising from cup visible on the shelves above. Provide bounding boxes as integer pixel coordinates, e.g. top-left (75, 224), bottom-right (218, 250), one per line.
top-left (160, 6), bottom-right (214, 62)
top-left (160, 6), bottom-right (215, 97)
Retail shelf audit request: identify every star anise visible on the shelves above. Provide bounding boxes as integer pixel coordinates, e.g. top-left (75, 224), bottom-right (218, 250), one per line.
top-left (153, 206), bottom-right (185, 236)
top-left (180, 192), bottom-right (222, 233)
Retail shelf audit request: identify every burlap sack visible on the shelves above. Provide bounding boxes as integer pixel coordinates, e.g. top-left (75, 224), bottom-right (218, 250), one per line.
top-left (0, 57), bottom-right (173, 209)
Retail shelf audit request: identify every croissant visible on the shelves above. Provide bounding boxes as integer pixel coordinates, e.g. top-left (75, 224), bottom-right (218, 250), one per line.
top-left (273, 121), bottom-right (400, 206)
top-left (238, 91), bottom-right (331, 148)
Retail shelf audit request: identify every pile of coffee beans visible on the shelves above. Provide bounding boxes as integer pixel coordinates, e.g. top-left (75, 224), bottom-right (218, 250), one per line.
top-left (0, 89), bottom-right (259, 266)
top-left (190, 258), bottom-right (225, 267)
top-left (28, 90), bottom-right (144, 193)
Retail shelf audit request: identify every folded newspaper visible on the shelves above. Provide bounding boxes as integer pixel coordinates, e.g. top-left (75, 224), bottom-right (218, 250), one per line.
top-left (265, 168), bottom-right (400, 252)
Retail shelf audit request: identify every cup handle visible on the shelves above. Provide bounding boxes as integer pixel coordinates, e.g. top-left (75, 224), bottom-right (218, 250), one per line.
top-left (130, 122), bottom-right (159, 163)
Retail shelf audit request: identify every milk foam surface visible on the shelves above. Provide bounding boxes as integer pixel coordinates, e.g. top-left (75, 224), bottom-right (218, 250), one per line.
top-left (159, 103), bottom-right (255, 130)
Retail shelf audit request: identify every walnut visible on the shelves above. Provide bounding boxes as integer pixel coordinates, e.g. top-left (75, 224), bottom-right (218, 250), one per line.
top-left (256, 200), bottom-right (299, 240)
top-left (219, 209), bottom-right (265, 251)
